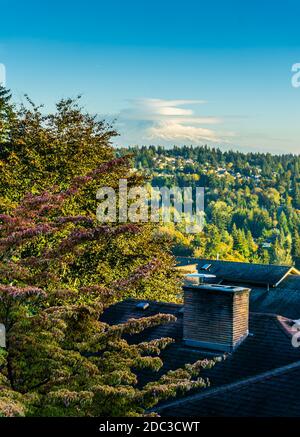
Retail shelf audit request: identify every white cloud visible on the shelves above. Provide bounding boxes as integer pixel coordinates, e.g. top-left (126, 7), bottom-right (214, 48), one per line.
top-left (147, 120), bottom-right (222, 142)
top-left (117, 98), bottom-right (234, 145)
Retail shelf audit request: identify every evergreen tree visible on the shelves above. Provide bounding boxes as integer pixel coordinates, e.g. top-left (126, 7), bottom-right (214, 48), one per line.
top-left (293, 230), bottom-right (300, 258)
top-left (0, 86), bottom-right (14, 144)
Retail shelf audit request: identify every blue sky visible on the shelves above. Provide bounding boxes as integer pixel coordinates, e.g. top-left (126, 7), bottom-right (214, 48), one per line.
top-left (1, 0), bottom-right (300, 153)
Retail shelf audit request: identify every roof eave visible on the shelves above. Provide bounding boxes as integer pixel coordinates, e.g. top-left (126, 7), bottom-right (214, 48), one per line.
top-left (274, 267), bottom-right (300, 287)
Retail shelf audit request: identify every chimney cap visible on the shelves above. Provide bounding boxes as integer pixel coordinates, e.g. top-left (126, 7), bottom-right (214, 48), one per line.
top-left (186, 273), bottom-right (216, 279)
top-left (184, 283), bottom-right (251, 293)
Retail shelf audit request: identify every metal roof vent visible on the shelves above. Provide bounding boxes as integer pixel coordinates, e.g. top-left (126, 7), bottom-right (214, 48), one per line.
top-left (135, 301), bottom-right (149, 310)
top-left (177, 307), bottom-right (184, 316)
top-left (200, 263), bottom-right (212, 271)
top-left (184, 273), bottom-right (216, 286)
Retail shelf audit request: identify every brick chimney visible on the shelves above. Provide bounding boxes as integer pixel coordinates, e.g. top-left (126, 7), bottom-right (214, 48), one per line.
top-left (183, 283), bottom-right (250, 352)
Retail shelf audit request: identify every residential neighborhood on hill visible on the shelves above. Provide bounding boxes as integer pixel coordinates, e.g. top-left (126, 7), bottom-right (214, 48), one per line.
top-left (119, 146), bottom-right (300, 268)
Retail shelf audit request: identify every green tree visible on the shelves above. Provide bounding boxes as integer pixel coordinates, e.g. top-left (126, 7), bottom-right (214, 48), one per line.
top-left (0, 176), bottom-right (220, 417)
top-left (293, 230), bottom-right (300, 258)
top-left (0, 86), bottom-right (14, 144)
top-left (271, 233), bottom-right (293, 265)
top-left (0, 91), bottom-right (179, 303)
top-left (209, 201), bottom-right (232, 232)
top-left (0, 94), bottom-right (117, 210)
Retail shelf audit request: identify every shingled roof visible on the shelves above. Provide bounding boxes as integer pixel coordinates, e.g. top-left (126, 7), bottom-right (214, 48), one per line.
top-left (177, 257), bottom-right (300, 319)
top-left (101, 298), bottom-right (300, 416)
top-left (157, 360), bottom-right (300, 417)
top-left (249, 276), bottom-right (300, 319)
top-left (176, 257), bottom-right (300, 287)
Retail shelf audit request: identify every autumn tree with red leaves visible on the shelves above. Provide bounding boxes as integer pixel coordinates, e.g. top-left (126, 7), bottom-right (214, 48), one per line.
top-left (0, 88), bottom-right (219, 416)
top-left (0, 169), bottom-right (219, 416)
top-left (0, 88), bottom-right (179, 303)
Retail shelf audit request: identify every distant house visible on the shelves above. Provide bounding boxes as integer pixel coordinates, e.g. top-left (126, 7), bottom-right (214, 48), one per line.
top-left (101, 258), bottom-right (300, 416)
top-left (261, 242), bottom-right (272, 249)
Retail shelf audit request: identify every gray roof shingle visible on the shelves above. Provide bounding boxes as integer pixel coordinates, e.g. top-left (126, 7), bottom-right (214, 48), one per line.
top-left (177, 257), bottom-right (300, 319)
top-left (101, 258), bottom-right (300, 416)
top-left (158, 361), bottom-right (300, 417)
top-left (101, 298), bottom-right (300, 416)
top-left (177, 257), bottom-right (295, 287)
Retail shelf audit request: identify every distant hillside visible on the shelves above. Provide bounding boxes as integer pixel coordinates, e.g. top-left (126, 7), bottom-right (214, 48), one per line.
top-left (118, 145), bottom-right (300, 265)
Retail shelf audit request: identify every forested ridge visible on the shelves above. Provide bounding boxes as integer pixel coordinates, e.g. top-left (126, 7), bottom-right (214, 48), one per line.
top-left (120, 145), bottom-right (300, 267)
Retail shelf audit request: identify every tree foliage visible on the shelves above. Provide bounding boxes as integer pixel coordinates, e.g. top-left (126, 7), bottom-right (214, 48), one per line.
top-left (0, 89), bottom-right (220, 416)
top-left (126, 145), bottom-right (300, 266)
top-left (0, 159), bottom-right (219, 417)
top-left (0, 89), bottom-right (180, 303)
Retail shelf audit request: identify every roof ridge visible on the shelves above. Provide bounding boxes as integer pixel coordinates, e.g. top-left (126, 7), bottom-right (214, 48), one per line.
top-left (154, 359), bottom-right (300, 413)
top-left (123, 297), bottom-right (182, 308)
top-left (176, 256), bottom-right (294, 269)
